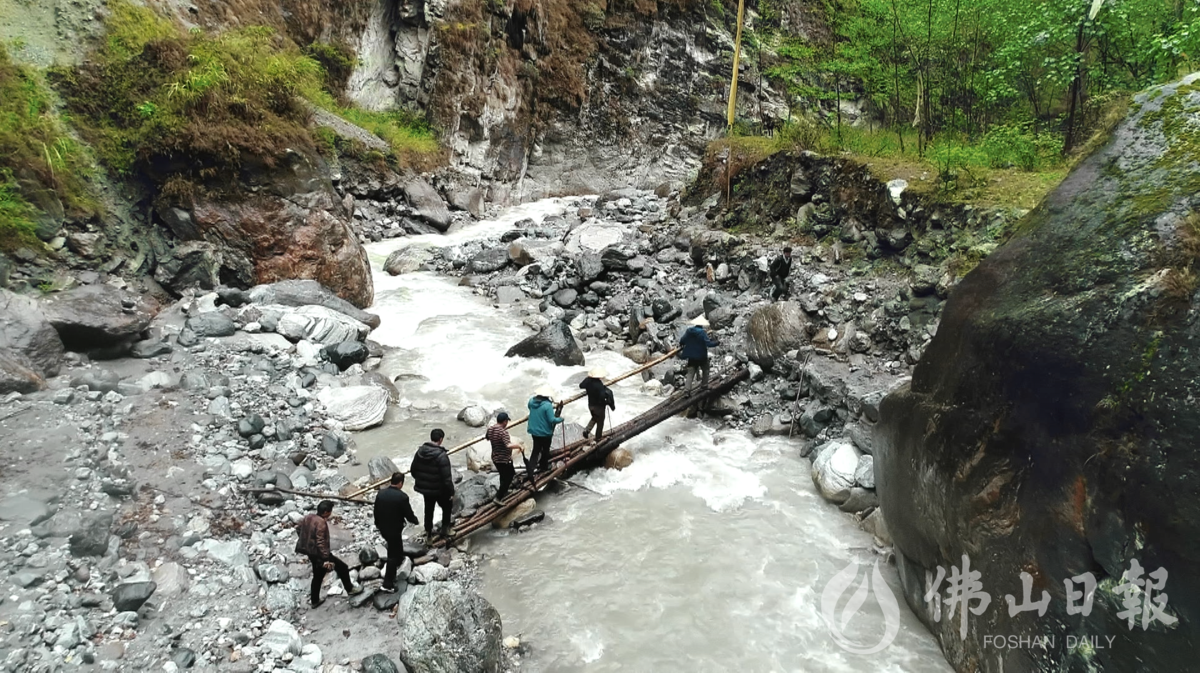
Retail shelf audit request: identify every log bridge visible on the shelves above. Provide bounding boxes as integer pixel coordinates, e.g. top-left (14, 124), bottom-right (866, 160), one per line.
top-left (433, 365), bottom-right (749, 547)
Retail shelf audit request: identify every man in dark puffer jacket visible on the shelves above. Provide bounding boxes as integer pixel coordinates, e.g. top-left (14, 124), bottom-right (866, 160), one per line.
top-left (410, 428), bottom-right (455, 538)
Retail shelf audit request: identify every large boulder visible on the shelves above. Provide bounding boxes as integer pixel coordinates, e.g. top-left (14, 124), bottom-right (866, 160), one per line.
top-left (248, 280), bottom-right (381, 329)
top-left (0, 350), bottom-right (45, 393)
top-left (403, 179), bottom-right (452, 231)
top-left (469, 248), bottom-right (509, 274)
top-left (158, 151), bottom-right (373, 309)
top-left (0, 289), bottom-right (64, 377)
top-left (810, 440), bottom-right (859, 504)
top-left (397, 582), bottom-right (502, 673)
top-left (876, 76), bottom-right (1200, 673)
top-left (384, 246), bottom-right (435, 276)
top-left (745, 301), bottom-right (807, 367)
top-left (317, 386), bottom-right (389, 431)
top-left (40, 285), bottom-right (156, 356)
top-left (504, 320), bottom-right (584, 366)
top-left (275, 306), bottom-right (370, 346)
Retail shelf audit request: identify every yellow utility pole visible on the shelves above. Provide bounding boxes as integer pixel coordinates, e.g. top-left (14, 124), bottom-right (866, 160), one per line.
top-left (726, 0), bottom-right (747, 131)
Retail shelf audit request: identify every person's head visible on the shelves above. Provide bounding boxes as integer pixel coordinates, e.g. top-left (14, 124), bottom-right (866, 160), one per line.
top-left (783, 246), bottom-right (792, 257)
top-left (430, 428), bottom-right (445, 445)
top-left (389, 472), bottom-right (405, 487)
top-left (497, 411), bottom-right (510, 426)
top-left (535, 384), bottom-right (556, 401)
top-left (317, 500), bottom-right (335, 518)
top-left (689, 316), bottom-right (710, 329)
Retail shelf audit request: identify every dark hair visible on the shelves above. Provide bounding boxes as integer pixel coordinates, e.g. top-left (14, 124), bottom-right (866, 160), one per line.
top-left (390, 472), bottom-right (404, 485)
top-left (317, 500), bottom-right (335, 515)
top-left (431, 428), bottom-right (445, 443)
top-left (783, 246), bottom-right (793, 254)
top-left (497, 411), bottom-right (510, 423)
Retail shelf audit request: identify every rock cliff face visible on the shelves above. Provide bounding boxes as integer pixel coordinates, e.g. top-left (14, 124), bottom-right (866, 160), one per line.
top-left (875, 75), bottom-right (1200, 672)
top-left (344, 0), bottom-right (801, 199)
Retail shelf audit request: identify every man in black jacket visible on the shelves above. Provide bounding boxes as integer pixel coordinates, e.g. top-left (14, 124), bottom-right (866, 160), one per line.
top-left (769, 246), bottom-right (793, 300)
top-left (373, 472), bottom-right (418, 591)
top-left (410, 428), bottom-right (455, 539)
top-left (580, 366), bottom-right (616, 440)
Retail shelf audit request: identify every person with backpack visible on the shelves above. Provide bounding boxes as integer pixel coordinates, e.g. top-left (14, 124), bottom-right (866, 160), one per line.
top-left (526, 385), bottom-right (564, 481)
top-left (580, 366), bottom-right (616, 440)
top-left (410, 428), bottom-right (455, 539)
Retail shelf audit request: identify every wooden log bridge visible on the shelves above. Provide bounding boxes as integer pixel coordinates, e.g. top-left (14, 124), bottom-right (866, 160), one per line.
top-left (434, 365), bottom-right (750, 547)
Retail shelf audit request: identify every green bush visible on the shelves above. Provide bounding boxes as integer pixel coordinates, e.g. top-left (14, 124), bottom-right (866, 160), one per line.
top-left (980, 125), bottom-right (1040, 171)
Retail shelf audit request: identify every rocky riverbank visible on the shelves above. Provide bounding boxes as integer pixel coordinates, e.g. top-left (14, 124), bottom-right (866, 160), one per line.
top-left (0, 279), bottom-right (511, 672)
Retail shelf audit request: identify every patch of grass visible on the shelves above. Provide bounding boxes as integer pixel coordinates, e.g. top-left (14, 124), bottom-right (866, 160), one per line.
top-left (303, 40), bottom-right (357, 98)
top-left (703, 135), bottom-right (783, 195)
top-left (0, 43), bottom-right (94, 250)
top-left (55, 0), bottom-right (439, 192)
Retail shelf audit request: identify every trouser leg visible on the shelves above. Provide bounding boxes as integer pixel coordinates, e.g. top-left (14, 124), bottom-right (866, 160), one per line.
top-left (496, 462), bottom-right (514, 500)
top-left (684, 363), bottom-right (698, 393)
top-left (528, 436), bottom-right (549, 479)
top-left (438, 495), bottom-right (453, 532)
top-left (772, 275), bottom-right (786, 299)
top-left (308, 555), bottom-right (325, 605)
top-left (423, 496), bottom-right (436, 534)
top-left (537, 436), bottom-right (551, 471)
top-left (383, 536), bottom-right (399, 588)
top-left (331, 555), bottom-right (353, 592)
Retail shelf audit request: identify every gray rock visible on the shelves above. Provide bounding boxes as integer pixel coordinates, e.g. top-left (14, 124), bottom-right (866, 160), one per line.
top-left (69, 511), bottom-right (113, 557)
top-left (131, 339), bottom-right (172, 358)
top-left (201, 539), bottom-right (250, 567)
top-left (412, 562), bottom-right (449, 584)
top-left (70, 368), bottom-right (122, 393)
top-left (152, 562), bottom-right (189, 596)
top-left (39, 285), bottom-right (154, 354)
top-left (350, 586), bottom-right (378, 608)
top-left (839, 487), bottom-right (879, 514)
top-left (0, 350), bottom-right (44, 393)
top-left (0, 494), bottom-right (49, 526)
top-left (185, 312), bottom-right (236, 338)
top-left (362, 653), bottom-right (407, 673)
top-left (368, 456), bottom-right (400, 482)
top-left (248, 280), bottom-right (381, 329)
top-left (457, 405), bottom-right (489, 428)
top-left (855, 454), bottom-right (875, 489)
top-left (504, 320), bottom-right (584, 366)
top-left (576, 253), bottom-right (604, 282)
top-left (0, 289), bottom-right (64, 377)
top-left (316, 386), bottom-right (389, 430)
top-left (321, 432), bottom-right (346, 458)
top-left (324, 340), bottom-right (369, 370)
top-left (552, 288), bottom-right (578, 307)
top-left (112, 581), bottom-right (156, 611)
top-left (746, 302), bottom-right (808, 367)
top-left (403, 179), bottom-right (452, 231)
top-left (373, 589), bottom-right (404, 610)
top-left (12, 571), bottom-right (42, 588)
top-left (171, 648), bottom-right (197, 669)
top-left (275, 306), bottom-right (369, 346)
top-left (261, 619), bottom-right (303, 657)
top-left (398, 582), bottom-right (502, 673)
top-left (495, 286), bottom-right (525, 304)
top-left (811, 440), bottom-right (860, 504)
top-left (238, 414), bottom-right (266, 438)
top-left (384, 246), bottom-right (434, 276)
top-left (256, 564), bottom-right (288, 584)
top-left (469, 248), bottom-right (509, 274)
top-left (266, 584), bottom-right (298, 612)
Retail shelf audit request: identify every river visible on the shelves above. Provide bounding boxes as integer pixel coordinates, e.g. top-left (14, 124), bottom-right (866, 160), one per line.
top-left (355, 199), bottom-right (951, 673)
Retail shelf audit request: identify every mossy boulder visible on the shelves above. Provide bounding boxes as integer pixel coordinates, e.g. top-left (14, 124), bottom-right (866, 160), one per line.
top-left (876, 74), bottom-right (1200, 672)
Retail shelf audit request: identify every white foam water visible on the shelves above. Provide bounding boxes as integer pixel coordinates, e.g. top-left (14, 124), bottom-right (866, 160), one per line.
top-left (358, 200), bottom-right (951, 673)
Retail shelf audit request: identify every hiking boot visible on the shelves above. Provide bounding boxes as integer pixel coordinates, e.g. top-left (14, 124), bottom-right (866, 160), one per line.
top-left (379, 584), bottom-right (396, 593)
top-left (310, 598), bottom-right (324, 608)
top-left (492, 497), bottom-right (504, 506)
top-left (582, 430), bottom-right (590, 439)
top-left (348, 585), bottom-right (364, 596)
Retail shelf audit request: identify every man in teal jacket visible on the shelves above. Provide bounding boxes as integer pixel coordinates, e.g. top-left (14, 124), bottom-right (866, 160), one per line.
top-left (526, 384), bottom-right (564, 480)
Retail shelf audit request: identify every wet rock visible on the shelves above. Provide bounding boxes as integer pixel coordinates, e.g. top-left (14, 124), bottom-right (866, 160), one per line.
top-left (513, 509), bottom-right (545, 529)
top-left (854, 454), bottom-right (875, 489)
top-left (811, 440), bottom-right (860, 504)
top-left (839, 487), bottom-right (879, 514)
top-left (317, 386), bottom-right (389, 430)
top-left (798, 402), bottom-right (834, 438)
top-left (398, 582), bottom-right (502, 673)
top-left (40, 285), bottom-right (156, 356)
top-left (622, 344), bottom-right (650, 364)
top-left (185, 312), bottom-right (236, 338)
top-left (0, 288), bottom-right (64, 377)
top-left (384, 247), bottom-right (434, 276)
top-left (746, 301), bottom-right (808, 367)
top-left (469, 248), bottom-right (509, 274)
top-left (604, 447), bottom-right (634, 470)
top-left (275, 306), bottom-right (369, 346)
top-left (457, 405), bottom-right (489, 428)
top-left (495, 286), bottom-right (525, 304)
top-left (248, 279), bottom-right (381, 328)
top-left (504, 320), bottom-right (584, 366)
top-left (495, 499), bottom-right (536, 529)
top-left (368, 456), bottom-right (400, 482)
top-left (324, 340), bottom-right (369, 370)
top-left (404, 179), bottom-right (452, 231)
top-left (112, 581), bottom-right (156, 612)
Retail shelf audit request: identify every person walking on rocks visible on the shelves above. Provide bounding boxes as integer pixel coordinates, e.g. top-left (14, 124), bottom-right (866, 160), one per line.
top-left (580, 366), bottom-right (616, 441)
top-left (769, 246), bottom-right (793, 300)
top-left (296, 500), bottom-right (361, 608)
top-left (527, 385), bottom-right (564, 481)
top-left (410, 429), bottom-right (455, 539)
top-left (486, 412), bottom-right (524, 505)
top-left (373, 472), bottom-right (418, 592)
top-left (680, 316), bottom-right (719, 416)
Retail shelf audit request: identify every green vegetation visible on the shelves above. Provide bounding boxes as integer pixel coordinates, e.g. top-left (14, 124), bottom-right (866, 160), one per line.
top-left (0, 43), bottom-right (93, 251)
top-left (52, 1), bottom-right (436, 190)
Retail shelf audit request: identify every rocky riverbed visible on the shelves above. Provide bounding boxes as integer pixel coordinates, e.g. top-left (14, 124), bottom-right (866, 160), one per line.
top-left (0, 178), bottom-right (970, 672)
